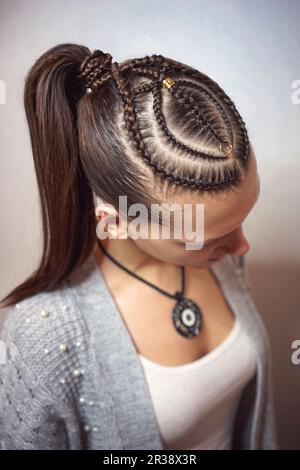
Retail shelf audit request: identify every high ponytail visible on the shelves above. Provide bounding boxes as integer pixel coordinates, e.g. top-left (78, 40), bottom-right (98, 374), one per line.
top-left (0, 43), bottom-right (96, 307)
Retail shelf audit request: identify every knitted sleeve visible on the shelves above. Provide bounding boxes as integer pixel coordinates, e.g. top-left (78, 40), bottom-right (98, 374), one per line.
top-left (0, 293), bottom-right (90, 450)
top-left (0, 310), bottom-right (70, 450)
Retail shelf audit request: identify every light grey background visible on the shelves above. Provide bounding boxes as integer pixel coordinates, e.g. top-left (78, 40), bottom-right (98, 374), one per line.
top-left (0, 0), bottom-right (299, 449)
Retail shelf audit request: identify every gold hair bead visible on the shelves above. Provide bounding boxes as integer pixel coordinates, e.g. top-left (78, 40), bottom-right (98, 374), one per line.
top-left (162, 77), bottom-right (175, 89)
top-left (220, 142), bottom-right (233, 155)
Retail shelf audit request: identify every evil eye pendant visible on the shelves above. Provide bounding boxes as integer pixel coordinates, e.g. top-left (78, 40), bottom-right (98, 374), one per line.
top-left (172, 296), bottom-right (203, 339)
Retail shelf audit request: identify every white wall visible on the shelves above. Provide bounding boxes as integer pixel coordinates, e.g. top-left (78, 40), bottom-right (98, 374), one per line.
top-left (0, 0), bottom-right (299, 449)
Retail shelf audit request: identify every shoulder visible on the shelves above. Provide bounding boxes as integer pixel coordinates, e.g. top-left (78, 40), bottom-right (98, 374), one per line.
top-left (0, 280), bottom-right (91, 390)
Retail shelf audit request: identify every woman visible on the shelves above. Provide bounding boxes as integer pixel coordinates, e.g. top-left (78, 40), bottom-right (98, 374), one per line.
top-left (0, 43), bottom-right (278, 450)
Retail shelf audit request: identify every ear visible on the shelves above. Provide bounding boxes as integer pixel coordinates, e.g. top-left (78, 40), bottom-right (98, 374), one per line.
top-left (95, 203), bottom-right (116, 221)
top-left (95, 204), bottom-right (129, 239)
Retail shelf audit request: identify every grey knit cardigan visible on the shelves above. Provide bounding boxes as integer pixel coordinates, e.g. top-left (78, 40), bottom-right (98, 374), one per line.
top-left (0, 252), bottom-right (279, 450)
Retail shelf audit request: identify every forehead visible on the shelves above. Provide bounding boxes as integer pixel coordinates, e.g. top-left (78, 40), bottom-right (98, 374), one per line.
top-left (160, 150), bottom-right (260, 239)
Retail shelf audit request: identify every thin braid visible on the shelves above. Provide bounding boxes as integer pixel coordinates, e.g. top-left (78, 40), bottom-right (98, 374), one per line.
top-left (133, 81), bottom-right (156, 95)
top-left (128, 61), bottom-right (248, 167)
top-left (124, 64), bottom-right (231, 158)
top-left (151, 83), bottom-right (228, 161)
top-left (109, 58), bottom-right (240, 190)
top-left (167, 85), bottom-right (225, 148)
top-left (78, 51), bottom-right (114, 91)
top-left (131, 71), bottom-right (233, 154)
top-left (131, 69), bottom-right (226, 160)
top-left (168, 79), bottom-right (234, 146)
top-left (119, 54), bottom-right (171, 74)
top-left (161, 63), bottom-right (250, 166)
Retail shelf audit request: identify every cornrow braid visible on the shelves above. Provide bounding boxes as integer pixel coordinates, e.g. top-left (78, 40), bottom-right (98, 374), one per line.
top-left (113, 63), bottom-right (240, 191)
top-left (161, 61), bottom-right (250, 166)
top-left (151, 82), bottom-right (229, 162)
top-left (166, 80), bottom-right (234, 148)
top-left (78, 51), bottom-right (250, 194)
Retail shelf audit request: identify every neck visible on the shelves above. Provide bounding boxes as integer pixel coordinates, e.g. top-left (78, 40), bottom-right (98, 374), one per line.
top-left (93, 238), bottom-right (164, 272)
top-left (92, 236), bottom-right (180, 290)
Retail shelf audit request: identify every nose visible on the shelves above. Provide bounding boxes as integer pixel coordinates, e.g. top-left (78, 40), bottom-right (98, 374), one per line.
top-left (222, 226), bottom-right (250, 257)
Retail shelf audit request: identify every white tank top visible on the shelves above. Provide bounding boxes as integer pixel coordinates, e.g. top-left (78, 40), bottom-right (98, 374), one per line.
top-left (138, 316), bottom-right (257, 450)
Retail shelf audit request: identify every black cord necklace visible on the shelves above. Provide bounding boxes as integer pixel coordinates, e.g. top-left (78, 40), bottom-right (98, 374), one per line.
top-left (97, 238), bottom-right (203, 339)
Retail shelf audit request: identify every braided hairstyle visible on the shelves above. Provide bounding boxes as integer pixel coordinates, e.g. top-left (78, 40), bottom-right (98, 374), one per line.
top-left (77, 47), bottom-right (250, 202)
top-left (0, 43), bottom-right (253, 306)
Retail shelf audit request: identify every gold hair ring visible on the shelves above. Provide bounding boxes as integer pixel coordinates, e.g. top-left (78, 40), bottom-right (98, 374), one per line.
top-left (162, 77), bottom-right (175, 89)
top-left (220, 142), bottom-right (233, 155)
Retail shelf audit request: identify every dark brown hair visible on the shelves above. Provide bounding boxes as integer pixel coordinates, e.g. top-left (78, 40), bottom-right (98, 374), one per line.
top-left (0, 42), bottom-right (252, 308)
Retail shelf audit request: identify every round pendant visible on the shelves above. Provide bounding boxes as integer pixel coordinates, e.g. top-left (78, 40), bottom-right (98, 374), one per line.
top-left (172, 296), bottom-right (203, 338)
